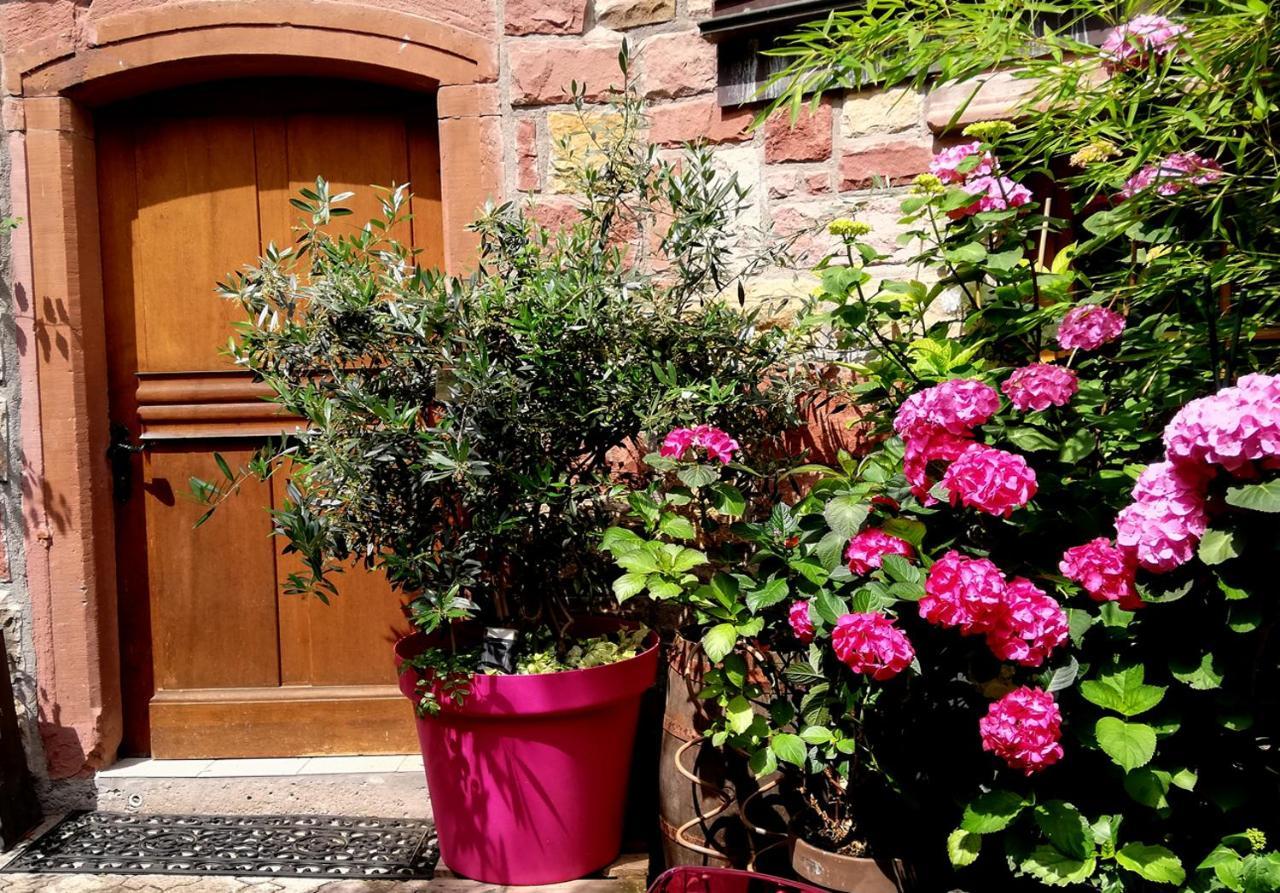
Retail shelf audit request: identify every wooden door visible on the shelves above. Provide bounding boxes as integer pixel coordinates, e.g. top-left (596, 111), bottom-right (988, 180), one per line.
top-left (98, 81), bottom-right (444, 758)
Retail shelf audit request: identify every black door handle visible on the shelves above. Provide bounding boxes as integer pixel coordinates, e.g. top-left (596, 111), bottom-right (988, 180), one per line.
top-left (107, 421), bottom-right (148, 502)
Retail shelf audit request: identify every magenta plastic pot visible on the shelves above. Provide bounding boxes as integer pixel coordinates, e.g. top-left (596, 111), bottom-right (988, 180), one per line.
top-left (395, 620), bottom-right (659, 884)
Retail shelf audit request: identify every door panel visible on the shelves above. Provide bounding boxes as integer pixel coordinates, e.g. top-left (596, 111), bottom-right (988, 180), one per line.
top-left (99, 81), bottom-right (443, 757)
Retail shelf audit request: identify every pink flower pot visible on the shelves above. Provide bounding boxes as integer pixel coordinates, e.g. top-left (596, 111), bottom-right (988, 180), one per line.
top-left (395, 620), bottom-right (659, 884)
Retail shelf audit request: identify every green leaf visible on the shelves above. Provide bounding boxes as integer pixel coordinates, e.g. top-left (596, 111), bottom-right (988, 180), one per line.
top-left (658, 513), bottom-right (697, 540)
top-left (824, 495), bottom-right (869, 538)
top-left (1241, 853), bottom-right (1280, 892)
top-left (669, 547), bottom-right (709, 574)
top-left (880, 554), bottom-right (922, 584)
top-left (1198, 529), bottom-right (1239, 566)
top-left (702, 624), bottom-right (738, 663)
top-left (1079, 679), bottom-right (1166, 717)
top-left (945, 241), bottom-right (988, 264)
top-left (1020, 846), bottom-right (1097, 886)
top-left (947, 829), bottom-right (982, 867)
top-left (648, 579), bottom-right (683, 600)
top-left (1045, 657), bottom-right (1079, 694)
top-left (725, 695), bottom-right (754, 734)
top-left (1115, 844), bottom-right (1185, 885)
top-left (748, 745), bottom-right (777, 778)
top-left (812, 590), bottom-right (849, 626)
top-left (1224, 479), bottom-right (1280, 513)
top-left (1034, 801), bottom-right (1093, 860)
top-left (882, 517), bottom-right (926, 546)
top-left (616, 549), bottom-right (660, 575)
top-left (746, 578), bottom-right (790, 613)
top-left (1124, 768), bottom-right (1172, 810)
top-left (612, 573), bottom-right (649, 602)
top-left (1094, 717), bottom-right (1157, 771)
top-left (799, 726), bottom-right (832, 745)
top-left (677, 464), bottom-right (719, 489)
top-left (789, 556), bottom-right (830, 586)
top-left (815, 530), bottom-right (849, 571)
top-left (709, 483), bottom-right (747, 516)
top-left (771, 733), bottom-right (807, 768)
top-left (602, 526), bottom-right (645, 554)
top-left (1171, 652), bottom-right (1225, 690)
top-left (1005, 427), bottom-right (1060, 452)
top-left (1058, 428), bottom-right (1095, 463)
top-left (960, 790), bottom-right (1027, 834)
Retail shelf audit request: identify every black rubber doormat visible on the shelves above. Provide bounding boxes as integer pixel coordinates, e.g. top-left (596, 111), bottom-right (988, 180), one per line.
top-left (1, 811), bottom-right (438, 878)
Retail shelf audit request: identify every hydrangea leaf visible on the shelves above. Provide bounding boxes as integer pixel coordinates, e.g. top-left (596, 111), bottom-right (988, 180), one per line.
top-left (702, 623), bottom-right (737, 664)
top-left (960, 789), bottom-right (1027, 834)
top-left (770, 733), bottom-right (807, 768)
top-left (1019, 846), bottom-right (1097, 886)
top-left (709, 482), bottom-right (747, 516)
top-left (1171, 652), bottom-right (1225, 690)
top-left (947, 829), bottom-right (982, 867)
top-left (1115, 843), bottom-right (1185, 885)
top-left (1123, 767), bottom-right (1172, 810)
top-left (612, 573), bottom-right (648, 603)
top-left (1224, 479), bottom-right (1280, 513)
top-left (1034, 801), bottom-right (1094, 860)
top-left (1095, 717), bottom-right (1157, 771)
top-left (824, 495), bottom-right (869, 539)
top-left (1198, 529), bottom-right (1239, 566)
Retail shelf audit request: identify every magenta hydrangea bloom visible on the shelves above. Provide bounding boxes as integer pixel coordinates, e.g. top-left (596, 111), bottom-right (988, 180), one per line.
top-left (789, 601), bottom-right (815, 644)
top-left (1101, 14), bottom-right (1188, 71)
top-left (1115, 460), bottom-right (1211, 572)
top-left (920, 550), bottom-right (1007, 633)
top-left (1056, 304), bottom-right (1127, 352)
top-left (979, 687), bottom-right (1065, 775)
top-left (1060, 538), bottom-right (1141, 610)
top-left (903, 428), bottom-right (976, 505)
top-left (1163, 373), bottom-right (1280, 474)
top-left (1001, 364), bottom-right (1079, 412)
top-left (894, 379), bottom-right (1001, 440)
top-left (950, 175), bottom-right (1034, 219)
top-left (941, 444), bottom-right (1038, 517)
top-left (985, 579), bottom-right (1069, 668)
top-left (831, 612), bottom-right (915, 681)
top-left (928, 141), bottom-right (996, 185)
top-left (1120, 152), bottom-right (1223, 199)
top-left (659, 424), bottom-right (741, 464)
top-left (845, 528), bottom-right (916, 576)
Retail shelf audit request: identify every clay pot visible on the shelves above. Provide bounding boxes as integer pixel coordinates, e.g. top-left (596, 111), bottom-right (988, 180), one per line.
top-left (791, 836), bottom-right (908, 893)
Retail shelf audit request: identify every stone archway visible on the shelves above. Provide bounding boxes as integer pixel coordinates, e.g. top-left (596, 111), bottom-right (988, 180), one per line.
top-left (4, 0), bottom-right (500, 777)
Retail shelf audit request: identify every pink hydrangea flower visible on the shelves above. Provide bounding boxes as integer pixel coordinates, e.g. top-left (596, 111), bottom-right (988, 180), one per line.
top-left (979, 687), bottom-right (1065, 775)
top-left (941, 444), bottom-right (1038, 517)
top-left (1163, 373), bottom-right (1280, 474)
top-left (845, 528), bottom-right (916, 576)
top-left (1101, 14), bottom-right (1188, 72)
top-left (920, 550), bottom-right (1007, 632)
top-left (929, 141), bottom-right (996, 185)
top-left (1060, 538), bottom-right (1142, 610)
top-left (659, 424), bottom-right (741, 464)
top-left (984, 579), bottom-right (1069, 667)
top-left (894, 379), bottom-right (1000, 440)
top-left (1001, 364), bottom-right (1079, 412)
top-left (1120, 152), bottom-right (1223, 199)
top-left (903, 428), bottom-right (977, 505)
top-left (1056, 304), bottom-right (1127, 352)
top-left (831, 612), bottom-right (915, 681)
top-left (949, 175), bottom-right (1034, 219)
top-left (789, 601), bottom-right (815, 644)
top-left (1115, 460), bottom-right (1210, 572)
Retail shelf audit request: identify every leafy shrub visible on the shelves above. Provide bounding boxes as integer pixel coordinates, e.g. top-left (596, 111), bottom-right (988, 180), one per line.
top-left (607, 4), bottom-right (1280, 888)
top-left (196, 63), bottom-right (815, 656)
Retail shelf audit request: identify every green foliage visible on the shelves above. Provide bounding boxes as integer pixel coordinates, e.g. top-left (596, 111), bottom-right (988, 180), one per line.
top-left (195, 61), bottom-right (813, 641)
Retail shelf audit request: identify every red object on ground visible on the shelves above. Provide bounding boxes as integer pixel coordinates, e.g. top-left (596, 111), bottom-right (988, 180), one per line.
top-left (649, 867), bottom-right (830, 893)
top-left (396, 622), bottom-right (659, 884)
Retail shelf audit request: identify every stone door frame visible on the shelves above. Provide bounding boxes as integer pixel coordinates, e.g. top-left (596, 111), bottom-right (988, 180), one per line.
top-left (4, 0), bottom-right (500, 778)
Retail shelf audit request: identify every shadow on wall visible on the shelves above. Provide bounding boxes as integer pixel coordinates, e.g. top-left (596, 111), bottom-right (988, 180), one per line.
top-left (1, 629), bottom-right (40, 849)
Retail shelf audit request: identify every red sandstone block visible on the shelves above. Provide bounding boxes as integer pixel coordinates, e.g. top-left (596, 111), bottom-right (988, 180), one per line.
top-left (838, 141), bottom-right (933, 190)
top-left (504, 0), bottom-right (586, 35)
top-left (647, 97), bottom-right (752, 146)
top-left (516, 119), bottom-right (539, 192)
top-left (764, 101), bottom-right (832, 163)
top-left (509, 38), bottom-right (625, 106)
top-left (640, 30), bottom-right (717, 101)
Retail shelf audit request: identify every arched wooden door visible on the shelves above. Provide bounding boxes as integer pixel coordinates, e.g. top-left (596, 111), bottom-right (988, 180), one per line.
top-left (97, 80), bottom-right (443, 758)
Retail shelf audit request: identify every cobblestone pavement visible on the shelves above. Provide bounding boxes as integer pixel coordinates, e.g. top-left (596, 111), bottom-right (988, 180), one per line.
top-left (0, 876), bottom-right (433, 892)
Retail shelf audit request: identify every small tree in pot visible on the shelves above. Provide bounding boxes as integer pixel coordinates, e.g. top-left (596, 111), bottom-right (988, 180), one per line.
top-left (195, 59), bottom-right (818, 883)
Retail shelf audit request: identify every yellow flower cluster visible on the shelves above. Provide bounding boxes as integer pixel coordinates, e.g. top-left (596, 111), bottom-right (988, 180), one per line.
top-left (962, 120), bottom-right (1016, 142)
top-left (912, 173), bottom-right (945, 194)
top-left (828, 218), bottom-right (872, 238)
top-left (1069, 139), bottom-right (1121, 167)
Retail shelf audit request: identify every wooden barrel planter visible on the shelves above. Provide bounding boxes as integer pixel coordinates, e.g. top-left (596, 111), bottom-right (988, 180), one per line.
top-left (658, 635), bottom-right (790, 871)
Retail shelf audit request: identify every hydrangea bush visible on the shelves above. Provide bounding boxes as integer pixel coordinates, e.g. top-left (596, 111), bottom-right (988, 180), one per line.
top-left (608, 3), bottom-right (1279, 887)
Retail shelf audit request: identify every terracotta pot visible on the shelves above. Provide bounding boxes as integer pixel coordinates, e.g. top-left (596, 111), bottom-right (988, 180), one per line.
top-left (791, 836), bottom-right (907, 893)
top-left (396, 618), bottom-right (659, 884)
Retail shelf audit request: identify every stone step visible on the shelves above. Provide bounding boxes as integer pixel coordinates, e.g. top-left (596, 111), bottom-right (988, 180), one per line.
top-left (432, 853), bottom-right (650, 893)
